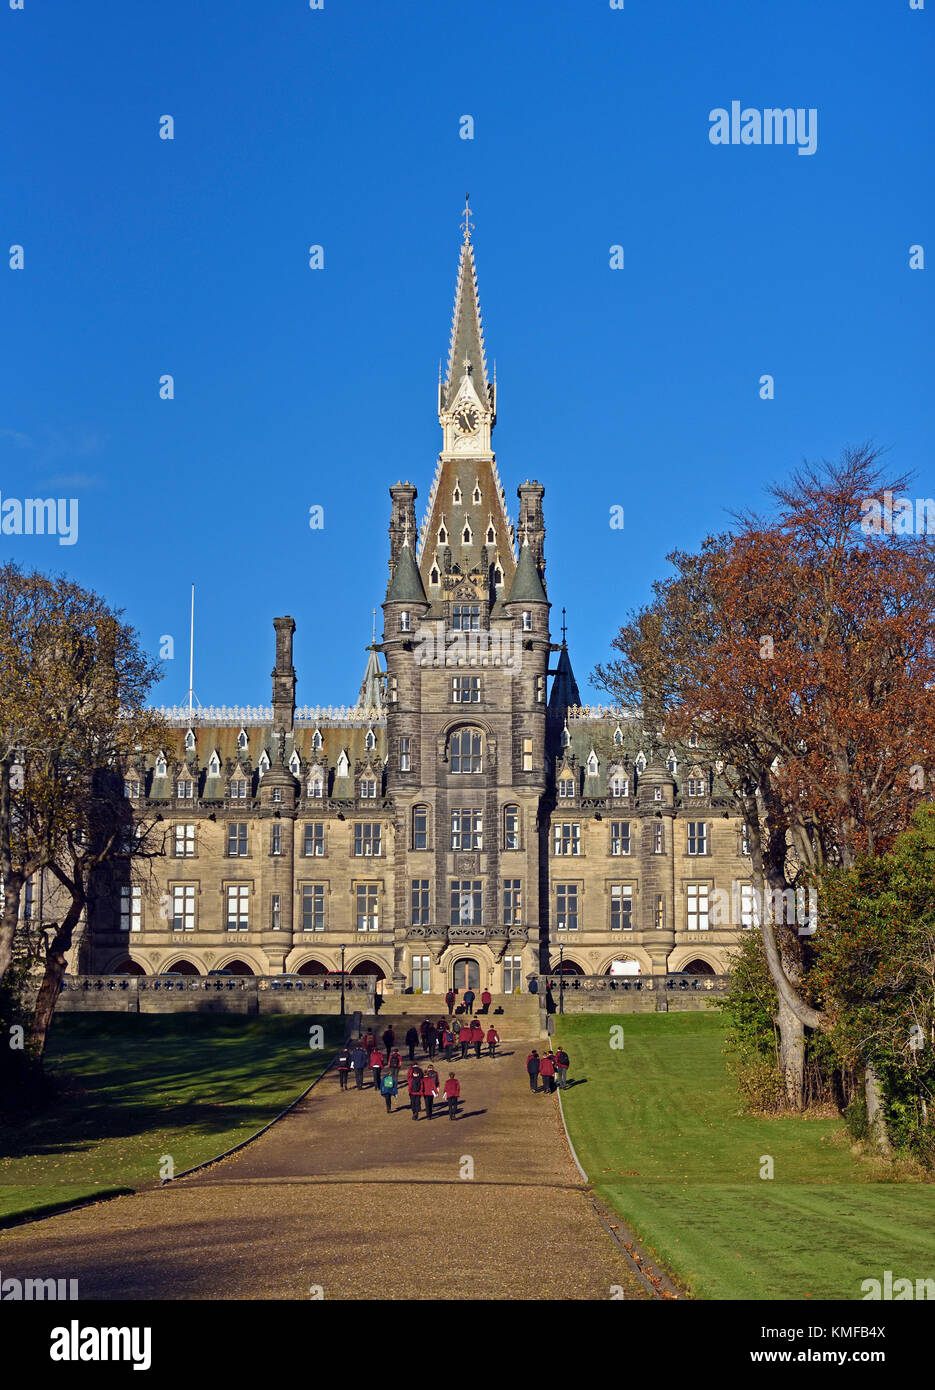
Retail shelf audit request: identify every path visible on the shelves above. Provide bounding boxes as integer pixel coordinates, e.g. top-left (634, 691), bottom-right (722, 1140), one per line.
top-left (0, 1033), bottom-right (648, 1300)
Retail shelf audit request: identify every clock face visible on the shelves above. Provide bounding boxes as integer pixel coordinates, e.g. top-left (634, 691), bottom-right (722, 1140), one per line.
top-left (454, 405), bottom-right (479, 434)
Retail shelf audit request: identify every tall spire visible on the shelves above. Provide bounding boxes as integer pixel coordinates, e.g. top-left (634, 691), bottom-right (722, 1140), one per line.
top-left (441, 195), bottom-right (491, 408)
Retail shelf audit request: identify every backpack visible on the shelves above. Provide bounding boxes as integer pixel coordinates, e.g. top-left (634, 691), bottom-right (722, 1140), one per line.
top-left (381, 1074), bottom-right (395, 1094)
top-left (409, 1067), bottom-right (423, 1090)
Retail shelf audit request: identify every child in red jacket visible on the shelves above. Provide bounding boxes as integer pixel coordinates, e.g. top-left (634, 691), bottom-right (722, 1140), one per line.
top-left (442, 1072), bottom-right (460, 1121)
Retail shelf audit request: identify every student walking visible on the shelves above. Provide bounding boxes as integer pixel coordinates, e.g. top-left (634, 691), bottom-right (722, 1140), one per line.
top-left (480, 988), bottom-right (492, 1014)
top-left (420, 1018), bottom-right (431, 1052)
top-left (352, 1042), bottom-right (369, 1090)
top-left (388, 1049), bottom-right (402, 1086)
top-left (463, 987), bottom-right (476, 1014)
top-left (405, 1026), bottom-right (419, 1062)
top-left (555, 1046), bottom-right (570, 1089)
top-left (369, 1047), bottom-right (384, 1091)
top-left (336, 1045), bottom-right (352, 1090)
top-left (459, 1022), bottom-right (471, 1059)
top-left (443, 1025), bottom-right (455, 1062)
top-left (486, 1025), bottom-right (500, 1057)
top-left (443, 1072), bottom-right (461, 1121)
top-left (407, 1063), bottom-right (424, 1120)
top-left (380, 1070), bottom-right (398, 1114)
top-left (363, 1030), bottom-right (376, 1053)
top-left (526, 1049), bottom-right (540, 1093)
top-left (471, 1019), bottom-right (484, 1059)
top-left (426, 1022), bottom-right (438, 1059)
top-left (381, 1025), bottom-right (395, 1060)
top-left (540, 1050), bottom-right (556, 1094)
top-left (422, 1065), bottom-right (439, 1119)
top-left (445, 988), bottom-right (456, 1013)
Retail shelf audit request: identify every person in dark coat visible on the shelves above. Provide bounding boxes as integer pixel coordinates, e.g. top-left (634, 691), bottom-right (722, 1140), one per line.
top-left (420, 1018), bottom-right (431, 1051)
top-left (555, 1046), bottom-right (570, 1089)
top-left (336, 1045), bottom-right (352, 1090)
top-left (426, 1022), bottom-right (438, 1059)
top-left (363, 1030), bottom-right (377, 1051)
top-left (405, 1025), bottom-right (419, 1062)
top-left (463, 987), bottom-right (476, 1014)
top-left (443, 1072), bottom-right (460, 1120)
top-left (352, 1042), bottom-right (369, 1090)
top-left (480, 988), bottom-right (492, 1014)
top-left (381, 1025), bottom-right (395, 1059)
top-left (422, 1064), bottom-right (440, 1119)
top-left (407, 1063), bottom-right (424, 1119)
top-left (445, 988), bottom-right (456, 1013)
top-left (540, 1050), bottom-right (556, 1094)
top-left (443, 1025), bottom-right (455, 1061)
top-left (526, 1049), bottom-right (540, 1093)
top-left (471, 1018), bottom-right (484, 1059)
top-left (369, 1046), bottom-right (384, 1091)
top-left (388, 1049), bottom-right (402, 1086)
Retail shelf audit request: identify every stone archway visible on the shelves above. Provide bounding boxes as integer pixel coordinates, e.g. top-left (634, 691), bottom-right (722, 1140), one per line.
top-left (217, 959), bottom-right (255, 976)
top-left (296, 958), bottom-right (328, 976)
top-left (682, 958), bottom-right (716, 975)
top-left (163, 959), bottom-right (200, 975)
top-left (109, 957), bottom-right (146, 976)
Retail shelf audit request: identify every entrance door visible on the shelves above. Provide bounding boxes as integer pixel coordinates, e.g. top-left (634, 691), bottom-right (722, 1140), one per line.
top-left (453, 958), bottom-right (480, 991)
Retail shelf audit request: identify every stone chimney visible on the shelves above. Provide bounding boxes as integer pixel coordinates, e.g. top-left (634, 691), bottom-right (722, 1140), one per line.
top-left (271, 616), bottom-right (296, 734)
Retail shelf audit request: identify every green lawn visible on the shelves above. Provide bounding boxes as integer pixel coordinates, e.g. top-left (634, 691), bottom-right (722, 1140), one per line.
top-left (0, 1013), bottom-right (341, 1225)
top-left (555, 1012), bottom-right (935, 1300)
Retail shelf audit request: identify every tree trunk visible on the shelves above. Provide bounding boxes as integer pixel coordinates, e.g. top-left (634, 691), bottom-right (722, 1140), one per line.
top-left (28, 898), bottom-right (83, 1062)
top-left (777, 994), bottom-right (806, 1109)
top-left (864, 1063), bottom-right (892, 1158)
top-left (0, 879), bottom-right (24, 986)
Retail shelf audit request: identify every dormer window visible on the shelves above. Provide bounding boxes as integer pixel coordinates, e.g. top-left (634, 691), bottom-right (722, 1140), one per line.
top-left (311, 729), bottom-right (323, 750)
top-left (289, 750), bottom-right (302, 776)
top-left (360, 778), bottom-right (377, 798)
top-left (237, 729), bottom-right (248, 751)
top-left (453, 484), bottom-right (462, 504)
top-left (635, 752), bottom-right (647, 774)
top-left (560, 725), bottom-right (570, 749)
top-left (522, 611), bottom-right (532, 631)
top-left (176, 779), bottom-right (194, 799)
top-left (688, 732), bottom-right (699, 749)
top-left (487, 527), bottom-right (495, 544)
top-left (208, 751), bottom-right (221, 777)
top-left (613, 726), bottom-right (623, 745)
top-left (230, 778), bottom-right (248, 800)
top-left (258, 750), bottom-right (271, 774)
top-left (399, 611), bottom-right (411, 632)
top-left (462, 522), bottom-right (473, 544)
top-left (438, 526), bottom-right (448, 544)
top-left (124, 779), bottom-right (141, 799)
top-left (307, 768), bottom-right (324, 798)
top-left (666, 750), bottom-right (678, 774)
top-left (494, 567), bottom-right (502, 586)
top-left (365, 729), bottom-right (376, 751)
top-left (559, 778), bottom-right (575, 798)
top-left (586, 752), bottom-right (599, 777)
top-left (430, 565), bottom-right (440, 585)
top-left (473, 484), bottom-right (482, 504)
top-left (184, 729), bottom-right (196, 752)
top-left (336, 750), bottom-right (350, 778)
top-left (687, 777), bottom-right (705, 797)
top-left (611, 776), bottom-right (628, 797)
top-left (155, 754), bottom-right (167, 778)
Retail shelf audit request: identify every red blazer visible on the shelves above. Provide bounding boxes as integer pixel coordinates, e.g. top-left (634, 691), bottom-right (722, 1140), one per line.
top-left (421, 1073), bottom-right (439, 1097)
top-left (443, 1078), bottom-right (460, 1098)
top-left (486, 1028), bottom-right (500, 1044)
top-left (369, 1050), bottom-right (384, 1067)
top-left (470, 1025), bottom-right (484, 1042)
top-left (540, 1054), bottom-right (556, 1076)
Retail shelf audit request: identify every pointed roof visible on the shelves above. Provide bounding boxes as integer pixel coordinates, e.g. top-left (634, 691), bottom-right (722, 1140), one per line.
top-left (386, 539), bottom-right (428, 604)
top-left (548, 643), bottom-right (581, 715)
top-left (357, 646), bottom-right (385, 712)
top-left (443, 197), bottom-right (489, 402)
top-left (506, 539), bottom-right (547, 604)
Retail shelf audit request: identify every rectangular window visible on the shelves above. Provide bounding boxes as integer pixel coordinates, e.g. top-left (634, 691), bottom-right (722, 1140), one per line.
top-left (450, 730), bottom-right (482, 773)
top-left (176, 779), bottom-right (194, 799)
top-left (174, 824), bottom-right (195, 858)
top-left (303, 823), bottom-right (324, 857)
top-left (740, 883), bottom-right (758, 928)
top-left (226, 884), bottom-right (249, 931)
top-left (741, 824), bottom-right (751, 856)
top-left (307, 777), bottom-right (323, 799)
top-left (302, 884), bottom-right (325, 931)
top-left (556, 884), bottom-right (578, 931)
top-left (399, 610), bottom-right (411, 632)
top-left (22, 879), bottom-right (34, 920)
top-left (610, 777), bottom-right (628, 797)
top-left (503, 878), bottom-right (522, 926)
top-left (450, 879), bottom-right (482, 927)
top-left (653, 822), bottom-right (665, 855)
top-left (272, 787), bottom-right (282, 803)
top-left (227, 823), bottom-right (248, 857)
top-left (230, 779), bottom-right (248, 800)
top-left (399, 736), bottom-right (411, 772)
top-left (687, 884), bottom-right (710, 930)
top-left (120, 884), bottom-right (141, 932)
top-left (452, 604), bottom-right (480, 631)
top-left (271, 823), bottom-right (282, 856)
top-left (687, 777), bottom-right (704, 797)
top-left (610, 822), bottom-right (630, 856)
top-left (124, 779), bottom-right (140, 799)
top-left (356, 883), bottom-right (379, 931)
top-left (687, 822), bottom-right (708, 855)
top-left (411, 878), bottom-right (430, 926)
top-left (503, 954), bottom-right (523, 992)
top-left (522, 737), bottom-right (533, 772)
top-left (610, 884), bottom-right (632, 931)
top-left (450, 808), bottom-right (483, 851)
top-left (271, 893), bottom-right (281, 930)
top-left (412, 807), bottom-right (428, 850)
top-left (412, 953), bottom-right (431, 992)
top-left (359, 780), bottom-right (377, 798)
top-left (536, 674), bottom-right (546, 703)
top-left (654, 894), bottom-right (665, 930)
top-left (354, 823), bottom-right (382, 857)
top-left (522, 611), bottom-right (532, 631)
top-left (452, 676), bottom-right (481, 703)
top-left (172, 885), bottom-right (195, 931)
top-left (504, 806), bottom-right (520, 850)
top-left (558, 778), bottom-right (575, 798)
top-left (553, 823), bottom-right (581, 856)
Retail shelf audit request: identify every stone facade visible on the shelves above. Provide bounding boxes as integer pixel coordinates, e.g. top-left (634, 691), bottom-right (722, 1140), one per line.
top-left (76, 205), bottom-right (755, 993)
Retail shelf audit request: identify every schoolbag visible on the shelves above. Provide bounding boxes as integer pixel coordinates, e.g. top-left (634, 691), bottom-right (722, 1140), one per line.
top-left (381, 1074), bottom-right (395, 1093)
top-left (409, 1066), bottom-right (423, 1089)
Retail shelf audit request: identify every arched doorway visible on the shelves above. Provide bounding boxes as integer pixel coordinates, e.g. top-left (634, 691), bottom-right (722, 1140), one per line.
top-left (683, 958), bottom-right (715, 975)
top-left (296, 959), bottom-right (328, 976)
top-left (350, 959), bottom-right (385, 979)
top-left (163, 959), bottom-right (199, 975)
top-left (453, 958), bottom-right (480, 991)
top-left (220, 959), bottom-right (254, 976)
top-left (550, 959), bottom-right (584, 976)
top-left (110, 958), bottom-right (145, 976)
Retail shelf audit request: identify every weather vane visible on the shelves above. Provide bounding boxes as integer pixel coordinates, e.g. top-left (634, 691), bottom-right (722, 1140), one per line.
top-left (461, 193), bottom-right (473, 241)
top-left (561, 607), bottom-right (568, 643)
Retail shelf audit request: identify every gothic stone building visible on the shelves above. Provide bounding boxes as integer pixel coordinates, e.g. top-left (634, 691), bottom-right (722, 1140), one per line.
top-left (84, 211), bottom-right (754, 993)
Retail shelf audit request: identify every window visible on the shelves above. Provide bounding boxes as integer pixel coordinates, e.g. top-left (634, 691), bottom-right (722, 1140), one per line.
top-left (230, 779), bottom-right (248, 800)
top-left (654, 894), bottom-right (665, 930)
top-left (653, 822), bottom-right (665, 854)
top-left (450, 879), bottom-right (482, 926)
top-left (227, 823), bottom-right (248, 857)
top-left (741, 883), bottom-right (758, 927)
top-left (558, 778), bottom-right (575, 798)
top-left (610, 885), bottom-right (632, 931)
top-left (522, 610), bottom-right (532, 631)
top-left (503, 805), bottom-right (520, 850)
top-left (237, 730), bottom-right (248, 750)
top-left (354, 823), bottom-right (382, 857)
top-left (22, 879), bottom-right (34, 920)
top-left (741, 824), bottom-right (751, 856)
top-left (303, 823), bottom-right (324, 857)
top-left (553, 823), bottom-right (580, 856)
top-left (412, 806), bottom-right (429, 851)
top-left (522, 737), bottom-right (533, 772)
top-left (356, 884), bottom-right (379, 931)
top-left (688, 732), bottom-right (699, 748)
top-left (452, 676), bottom-right (481, 703)
top-left (302, 885), bottom-right (325, 931)
top-left (687, 884), bottom-right (710, 930)
top-left (687, 822), bottom-right (708, 855)
top-left (586, 752), bottom-right (599, 777)
top-left (185, 729), bottom-right (196, 752)
top-left (412, 954), bottom-right (431, 992)
top-left (399, 610), bottom-right (411, 632)
top-left (503, 879), bottom-right (522, 926)
top-left (388, 676), bottom-right (398, 703)
top-left (226, 884), bottom-right (249, 931)
top-left (120, 885), bottom-right (141, 932)
top-left (271, 893), bottom-right (281, 930)
top-left (667, 754), bottom-right (678, 774)
top-left (272, 786), bottom-right (282, 803)
top-left (610, 776), bottom-right (628, 797)
top-left (175, 824), bottom-right (195, 858)
top-left (411, 879), bottom-right (430, 926)
top-left (360, 779), bottom-right (378, 799)
top-left (687, 778), bottom-right (704, 797)
top-left (124, 779), bottom-right (140, 799)
top-left (172, 885), bottom-right (195, 931)
top-left (450, 729), bottom-right (482, 773)
top-left (452, 604), bottom-right (480, 631)
top-left (365, 729), bottom-right (376, 751)
top-left (503, 954), bottom-right (523, 992)
top-left (610, 822), bottom-right (630, 856)
top-left (556, 884), bottom-right (578, 930)
top-left (312, 729), bottom-right (323, 750)
top-left (451, 808), bottom-right (483, 851)
top-left (536, 675), bottom-right (546, 703)
top-left (613, 727), bottom-right (623, 745)
top-left (176, 779), bottom-right (194, 799)
top-left (400, 736), bottom-right (411, 772)
top-left (307, 775), bottom-right (324, 798)
top-left (271, 823), bottom-right (282, 856)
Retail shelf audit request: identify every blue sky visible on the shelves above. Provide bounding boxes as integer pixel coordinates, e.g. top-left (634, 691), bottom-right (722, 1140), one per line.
top-left (2, 0), bottom-right (932, 708)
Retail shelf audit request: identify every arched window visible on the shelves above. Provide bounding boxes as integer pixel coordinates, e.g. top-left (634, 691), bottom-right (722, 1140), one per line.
top-left (311, 729), bottom-right (323, 750)
top-left (449, 728), bottom-right (483, 773)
